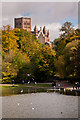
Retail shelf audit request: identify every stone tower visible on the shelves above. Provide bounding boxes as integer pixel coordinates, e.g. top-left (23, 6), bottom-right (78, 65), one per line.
top-left (47, 30), bottom-right (49, 41)
top-left (14, 17), bottom-right (31, 32)
top-left (43, 26), bottom-right (47, 36)
top-left (34, 25), bottom-right (38, 38)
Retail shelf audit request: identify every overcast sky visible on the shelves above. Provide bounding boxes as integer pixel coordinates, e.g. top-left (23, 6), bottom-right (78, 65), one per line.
top-left (1, 2), bottom-right (78, 41)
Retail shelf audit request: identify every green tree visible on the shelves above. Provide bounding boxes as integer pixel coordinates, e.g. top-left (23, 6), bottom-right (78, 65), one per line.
top-left (72, 41), bottom-right (80, 79)
top-left (2, 25), bottom-right (18, 53)
top-left (14, 28), bottom-right (42, 58)
top-left (60, 22), bottom-right (74, 37)
top-left (54, 22), bottom-right (75, 57)
top-left (54, 23), bottom-right (80, 80)
top-left (55, 40), bottom-right (80, 79)
top-left (31, 46), bottom-right (56, 82)
top-left (2, 25), bottom-right (19, 83)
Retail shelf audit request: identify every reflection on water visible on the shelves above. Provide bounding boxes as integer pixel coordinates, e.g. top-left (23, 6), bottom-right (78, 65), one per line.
top-left (2, 87), bottom-right (80, 96)
top-left (2, 87), bottom-right (46, 96)
top-left (2, 87), bottom-right (79, 118)
top-left (2, 92), bottom-right (78, 118)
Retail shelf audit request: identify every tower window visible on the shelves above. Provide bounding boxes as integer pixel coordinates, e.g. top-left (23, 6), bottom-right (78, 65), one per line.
top-left (27, 23), bottom-right (30, 25)
top-left (24, 22), bottom-right (26, 25)
top-left (16, 23), bottom-right (18, 25)
top-left (20, 23), bottom-right (22, 25)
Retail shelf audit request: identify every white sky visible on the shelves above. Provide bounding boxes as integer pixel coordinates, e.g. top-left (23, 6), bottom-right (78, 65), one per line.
top-left (0, 1), bottom-right (79, 41)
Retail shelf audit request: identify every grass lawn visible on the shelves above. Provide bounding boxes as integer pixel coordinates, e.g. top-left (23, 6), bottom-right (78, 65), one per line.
top-left (0, 83), bottom-right (52, 88)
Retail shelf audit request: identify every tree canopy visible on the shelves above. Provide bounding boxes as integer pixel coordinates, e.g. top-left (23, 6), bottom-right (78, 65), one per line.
top-left (2, 25), bottom-right (56, 83)
top-left (54, 22), bottom-right (80, 81)
top-left (2, 22), bottom-right (80, 83)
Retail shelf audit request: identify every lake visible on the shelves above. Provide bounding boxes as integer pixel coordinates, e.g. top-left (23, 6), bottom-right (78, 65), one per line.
top-left (2, 92), bottom-right (78, 118)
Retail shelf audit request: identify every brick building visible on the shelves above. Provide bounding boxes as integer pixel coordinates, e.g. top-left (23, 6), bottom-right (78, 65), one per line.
top-left (14, 17), bottom-right (50, 45)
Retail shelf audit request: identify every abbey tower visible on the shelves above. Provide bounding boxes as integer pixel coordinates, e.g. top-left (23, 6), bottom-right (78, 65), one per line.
top-left (14, 17), bottom-right (31, 32)
top-left (14, 17), bottom-right (50, 45)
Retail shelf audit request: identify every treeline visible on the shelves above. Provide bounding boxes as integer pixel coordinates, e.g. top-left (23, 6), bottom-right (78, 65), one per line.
top-left (53, 22), bottom-right (80, 81)
top-left (2, 25), bottom-right (56, 83)
top-left (1, 22), bottom-right (80, 83)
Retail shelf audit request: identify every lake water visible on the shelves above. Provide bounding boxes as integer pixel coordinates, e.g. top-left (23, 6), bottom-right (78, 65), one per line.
top-left (2, 92), bottom-right (78, 118)
top-left (2, 87), bottom-right (80, 96)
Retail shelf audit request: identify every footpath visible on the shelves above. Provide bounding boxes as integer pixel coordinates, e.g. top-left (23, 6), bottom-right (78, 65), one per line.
top-left (51, 80), bottom-right (80, 91)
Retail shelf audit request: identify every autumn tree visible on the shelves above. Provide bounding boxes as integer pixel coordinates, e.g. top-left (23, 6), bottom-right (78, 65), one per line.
top-left (60, 22), bottom-right (74, 37)
top-left (31, 46), bottom-right (56, 82)
top-left (53, 22), bottom-right (75, 57)
top-left (72, 41), bottom-right (80, 79)
top-left (54, 33), bottom-right (80, 80)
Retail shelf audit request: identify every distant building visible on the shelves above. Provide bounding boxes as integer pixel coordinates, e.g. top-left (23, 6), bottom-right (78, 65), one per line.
top-left (14, 17), bottom-right (50, 45)
top-left (14, 17), bottom-right (31, 32)
top-left (32, 25), bottom-right (49, 44)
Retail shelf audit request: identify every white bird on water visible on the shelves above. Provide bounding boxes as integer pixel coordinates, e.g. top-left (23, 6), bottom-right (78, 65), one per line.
top-left (17, 103), bottom-right (20, 106)
top-left (21, 89), bottom-right (23, 93)
top-left (32, 107), bottom-right (34, 110)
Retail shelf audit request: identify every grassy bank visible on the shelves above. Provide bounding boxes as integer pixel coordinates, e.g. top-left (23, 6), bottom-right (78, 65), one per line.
top-left (0, 83), bottom-right (52, 88)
